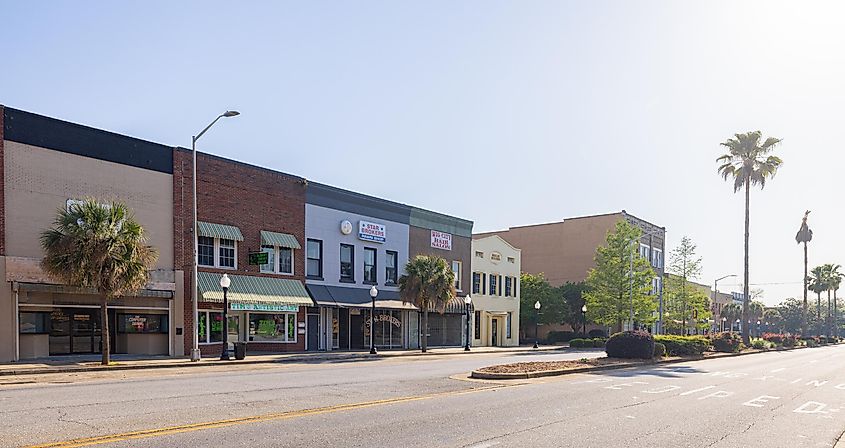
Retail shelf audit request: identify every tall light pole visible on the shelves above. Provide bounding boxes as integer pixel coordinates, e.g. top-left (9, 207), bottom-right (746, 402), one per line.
top-left (219, 274), bottom-right (231, 361)
top-left (533, 301), bottom-right (541, 349)
top-left (464, 295), bottom-right (472, 351)
top-left (369, 285), bottom-right (378, 355)
top-left (190, 110), bottom-right (239, 362)
top-left (581, 304), bottom-right (587, 336)
top-left (713, 274), bottom-right (737, 335)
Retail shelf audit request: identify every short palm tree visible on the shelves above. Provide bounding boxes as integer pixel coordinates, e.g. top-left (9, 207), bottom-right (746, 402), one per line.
top-left (830, 265), bottom-right (843, 338)
top-left (795, 211), bottom-right (812, 334)
top-left (398, 255), bottom-right (456, 353)
top-left (762, 308), bottom-right (782, 333)
top-left (717, 131), bottom-right (783, 345)
top-left (721, 303), bottom-right (742, 332)
top-left (41, 200), bottom-right (158, 365)
top-left (808, 265), bottom-right (828, 337)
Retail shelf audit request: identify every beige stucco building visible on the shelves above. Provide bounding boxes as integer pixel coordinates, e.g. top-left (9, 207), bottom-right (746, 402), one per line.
top-left (1, 106), bottom-right (182, 361)
top-left (469, 235), bottom-right (520, 347)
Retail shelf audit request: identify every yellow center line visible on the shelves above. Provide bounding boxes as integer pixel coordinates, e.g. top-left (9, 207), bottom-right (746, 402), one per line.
top-left (27, 384), bottom-right (507, 448)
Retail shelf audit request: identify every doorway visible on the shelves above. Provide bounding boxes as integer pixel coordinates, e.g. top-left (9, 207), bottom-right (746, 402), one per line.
top-left (491, 318), bottom-right (499, 347)
top-left (49, 308), bottom-right (102, 355)
top-left (307, 314), bottom-right (319, 351)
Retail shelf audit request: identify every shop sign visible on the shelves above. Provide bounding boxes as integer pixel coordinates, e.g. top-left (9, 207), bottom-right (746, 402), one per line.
top-left (430, 230), bottom-right (452, 251)
top-left (248, 251), bottom-right (269, 265)
top-left (358, 221), bottom-right (386, 243)
top-left (374, 313), bottom-right (402, 328)
top-left (229, 303), bottom-right (299, 312)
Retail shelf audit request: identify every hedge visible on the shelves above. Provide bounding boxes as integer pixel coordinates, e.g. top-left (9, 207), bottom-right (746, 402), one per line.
top-left (605, 331), bottom-right (654, 359)
top-left (712, 332), bottom-right (743, 353)
top-left (653, 342), bottom-right (666, 358)
top-left (653, 335), bottom-right (710, 356)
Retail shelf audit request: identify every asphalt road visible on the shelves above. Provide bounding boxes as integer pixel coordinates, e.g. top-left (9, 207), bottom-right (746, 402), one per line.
top-left (3, 346), bottom-right (845, 448)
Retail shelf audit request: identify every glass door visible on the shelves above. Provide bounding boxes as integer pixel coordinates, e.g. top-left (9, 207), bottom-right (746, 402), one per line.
top-left (71, 311), bottom-right (99, 354)
top-left (49, 309), bottom-right (71, 355)
top-left (491, 318), bottom-right (499, 347)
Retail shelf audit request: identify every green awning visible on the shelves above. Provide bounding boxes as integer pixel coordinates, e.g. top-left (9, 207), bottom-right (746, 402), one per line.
top-left (197, 272), bottom-right (312, 306)
top-left (260, 230), bottom-right (301, 249)
top-left (197, 222), bottom-right (244, 241)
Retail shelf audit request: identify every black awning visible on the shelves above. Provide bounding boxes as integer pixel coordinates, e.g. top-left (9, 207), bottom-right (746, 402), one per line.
top-left (306, 284), bottom-right (416, 310)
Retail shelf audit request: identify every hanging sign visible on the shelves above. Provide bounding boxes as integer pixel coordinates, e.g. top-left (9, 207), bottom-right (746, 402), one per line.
top-left (358, 221), bottom-right (386, 243)
top-left (248, 251), bottom-right (269, 265)
top-left (430, 230), bottom-right (452, 250)
top-left (230, 303), bottom-right (298, 312)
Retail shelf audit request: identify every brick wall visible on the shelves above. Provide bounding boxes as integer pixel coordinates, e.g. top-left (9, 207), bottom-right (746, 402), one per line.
top-left (173, 148), bottom-right (307, 354)
top-left (0, 105), bottom-right (5, 255)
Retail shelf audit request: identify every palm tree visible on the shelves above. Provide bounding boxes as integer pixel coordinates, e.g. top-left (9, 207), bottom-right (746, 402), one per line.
top-left (722, 303), bottom-right (742, 332)
top-left (41, 200), bottom-right (158, 365)
top-left (748, 300), bottom-right (765, 337)
top-left (763, 308), bottom-right (782, 333)
top-left (830, 265), bottom-right (843, 338)
top-left (398, 255), bottom-right (456, 353)
top-left (717, 131), bottom-right (783, 345)
top-left (795, 211), bottom-right (812, 334)
top-left (808, 265), bottom-right (828, 337)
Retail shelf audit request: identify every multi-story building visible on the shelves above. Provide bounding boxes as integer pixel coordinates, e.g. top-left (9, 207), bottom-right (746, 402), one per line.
top-left (173, 149), bottom-right (312, 357)
top-left (469, 235), bottom-right (520, 347)
top-left (477, 211), bottom-right (666, 336)
top-left (0, 106), bottom-right (180, 361)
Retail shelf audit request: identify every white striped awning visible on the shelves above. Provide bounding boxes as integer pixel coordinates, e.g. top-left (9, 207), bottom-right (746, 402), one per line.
top-left (260, 231), bottom-right (301, 249)
top-left (197, 222), bottom-right (244, 241)
top-left (197, 272), bottom-right (312, 306)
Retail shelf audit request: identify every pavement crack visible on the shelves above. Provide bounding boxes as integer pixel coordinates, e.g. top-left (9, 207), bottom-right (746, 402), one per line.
top-left (57, 409), bottom-right (98, 430)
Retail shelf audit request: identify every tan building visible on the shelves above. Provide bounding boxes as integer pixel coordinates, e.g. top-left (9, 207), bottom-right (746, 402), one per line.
top-left (1, 106), bottom-right (181, 361)
top-left (477, 211), bottom-right (666, 334)
top-left (469, 235), bottom-right (520, 347)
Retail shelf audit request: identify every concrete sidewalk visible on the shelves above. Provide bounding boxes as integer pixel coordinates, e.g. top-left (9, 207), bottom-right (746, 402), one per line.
top-left (0, 344), bottom-right (574, 376)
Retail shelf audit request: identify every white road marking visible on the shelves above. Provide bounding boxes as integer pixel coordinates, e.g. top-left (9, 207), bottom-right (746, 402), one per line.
top-left (625, 415), bottom-right (636, 419)
top-left (794, 402), bottom-right (828, 414)
top-left (467, 442), bottom-right (500, 448)
top-left (679, 386), bottom-right (716, 396)
top-left (698, 391), bottom-right (733, 400)
top-left (771, 368), bottom-right (786, 373)
top-left (743, 395), bottom-right (780, 407)
top-left (605, 381), bottom-right (648, 390)
top-left (805, 380), bottom-right (828, 387)
top-left (642, 385), bottom-right (682, 394)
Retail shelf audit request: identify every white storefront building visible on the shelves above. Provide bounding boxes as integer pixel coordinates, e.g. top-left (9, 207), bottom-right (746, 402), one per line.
top-left (469, 235), bottom-right (521, 347)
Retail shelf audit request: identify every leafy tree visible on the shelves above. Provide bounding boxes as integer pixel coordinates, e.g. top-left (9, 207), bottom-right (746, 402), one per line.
top-left (558, 282), bottom-right (589, 332)
top-left (664, 286), bottom-right (711, 334)
top-left (830, 265), bottom-right (842, 338)
top-left (717, 130), bottom-right (783, 345)
top-left (584, 220), bottom-right (656, 333)
top-left (763, 308), bottom-right (782, 332)
top-left (41, 200), bottom-right (158, 365)
top-left (808, 265), bottom-right (828, 336)
top-left (664, 236), bottom-right (703, 334)
top-left (399, 255), bottom-right (456, 353)
top-left (776, 299), bottom-right (804, 334)
top-left (518, 273), bottom-right (560, 338)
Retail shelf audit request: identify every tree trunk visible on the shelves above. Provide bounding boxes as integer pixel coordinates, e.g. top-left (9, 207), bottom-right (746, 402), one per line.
top-left (817, 292), bottom-right (822, 337)
top-left (827, 290), bottom-right (832, 337)
top-left (802, 242), bottom-right (808, 335)
top-left (421, 307), bottom-right (428, 353)
top-left (101, 298), bottom-right (110, 365)
top-left (835, 289), bottom-right (839, 338)
top-left (742, 180), bottom-right (751, 346)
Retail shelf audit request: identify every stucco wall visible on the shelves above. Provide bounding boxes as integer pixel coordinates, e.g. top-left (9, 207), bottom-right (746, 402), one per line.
top-left (4, 141), bottom-right (174, 269)
top-left (470, 236), bottom-right (521, 347)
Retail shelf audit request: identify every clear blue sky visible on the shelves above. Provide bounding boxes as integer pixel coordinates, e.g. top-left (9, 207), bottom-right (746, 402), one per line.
top-left (3, 1), bottom-right (844, 304)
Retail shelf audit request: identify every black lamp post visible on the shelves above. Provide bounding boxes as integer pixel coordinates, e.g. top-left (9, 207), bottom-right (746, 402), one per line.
top-left (219, 273), bottom-right (231, 361)
top-left (756, 320), bottom-right (761, 338)
top-left (464, 295), bottom-right (472, 351)
top-left (369, 285), bottom-right (378, 355)
top-left (533, 301), bottom-right (541, 349)
top-left (581, 304), bottom-right (587, 336)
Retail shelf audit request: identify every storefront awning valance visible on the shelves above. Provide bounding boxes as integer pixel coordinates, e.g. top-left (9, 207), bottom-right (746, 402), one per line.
top-left (15, 282), bottom-right (173, 298)
top-left (197, 222), bottom-right (244, 241)
top-left (198, 272), bottom-right (313, 306)
top-left (260, 231), bottom-right (301, 249)
top-left (427, 296), bottom-right (473, 314)
top-left (306, 284), bottom-right (417, 310)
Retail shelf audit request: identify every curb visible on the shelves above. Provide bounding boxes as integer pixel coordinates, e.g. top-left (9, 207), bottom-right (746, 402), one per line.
top-left (0, 345), bottom-right (573, 377)
top-left (470, 345), bottom-right (815, 380)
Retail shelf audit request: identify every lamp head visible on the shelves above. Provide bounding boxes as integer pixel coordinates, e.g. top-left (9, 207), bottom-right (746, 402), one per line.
top-left (581, 304), bottom-right (587, 313)
top-left (222, 110), bottom-right (240, 117)
top-left (369, 285), bottom-right (378, 299)
top-left (219, 273), bottom-right (231, 289)
top-left (534, 301), bottom-right (541, 310)
top-left (464, 295), bottom-right (472, 305)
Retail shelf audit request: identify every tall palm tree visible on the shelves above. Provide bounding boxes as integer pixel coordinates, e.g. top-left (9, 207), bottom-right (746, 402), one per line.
top-left (721, 303), bottom-right (742, 332)
top-left (795, 211), bottom-right (812, 334)
top-left (41, 200), bottom-right (158, 365)
top-left (398, 255), bottom-right (456, 353)
top-left (808, 265), bottom-right (828, 337)
top-left (830, 265), bottom-right (843, 338)
top-left (717, 131), bottom-right (783, 345)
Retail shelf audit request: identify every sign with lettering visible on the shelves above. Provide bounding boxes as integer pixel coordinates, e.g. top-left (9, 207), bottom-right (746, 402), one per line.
top-left (430, 230), bottom-right (452, 251)
top-left (358, 221), bottom-right (386, 243)
top-left (230, 303), bottom-right (299, 312)
top-left (248, 251), bottom-right (269, 265)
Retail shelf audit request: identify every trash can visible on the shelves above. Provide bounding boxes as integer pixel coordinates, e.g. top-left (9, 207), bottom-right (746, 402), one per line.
top-left (234, 342), bottom-right (247, 360)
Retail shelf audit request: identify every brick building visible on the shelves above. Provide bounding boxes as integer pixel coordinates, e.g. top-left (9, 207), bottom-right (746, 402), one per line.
top-left (173, 149), bottom-right (311, 357)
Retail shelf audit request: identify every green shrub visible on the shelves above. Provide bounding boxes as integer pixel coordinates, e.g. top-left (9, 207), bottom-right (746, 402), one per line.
top-left (654, 335), bottom-right (710, 356)
top-left (588, 329), bottom-right (607, 338)
top-left (712, 332), bottom-right (743, 353)
top-left (806, 338), bottom-right (818, 347)
top-left (752, 339), bottom-right (766, 349)
top-left (653, 342), bottom-right (666, 358)
top-left (569, 338), bottom-right (586, 348)
top-left (592, 338), bottom-right (606, 348)
top-left (605, 331), bottom-right (655, 359)
top-left (548, 331), bottom-right (587, 343)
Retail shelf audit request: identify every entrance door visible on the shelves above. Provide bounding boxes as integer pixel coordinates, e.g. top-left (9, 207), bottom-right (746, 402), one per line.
top-left (307, 314), bottom-right (319, 351)
top-left (50, 309), bottom-right (102, 355)
top-left (491, 318), bottom-right (499, 347)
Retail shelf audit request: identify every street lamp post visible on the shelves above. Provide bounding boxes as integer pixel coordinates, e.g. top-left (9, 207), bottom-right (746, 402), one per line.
top-left (464, 295), bottom-right (472, 351)
top-left (191, 110), bottom-right (239, 362)
top-left (735, 319), bottom-right (740, 333)
top-left (369, 286), bottom-right (378, 355)
top-left (219, 274), bottom-right (231, 361)
top-left (756, 320), bottom-right (761, 339)
top-left (533, 301), bottom-right (541, 349)
top-left (713, 274), bottom-right (737, 336)
top-left (581, 304), bottom-right (587, 336)
top-left (722, 317), bottom-right (727, 332)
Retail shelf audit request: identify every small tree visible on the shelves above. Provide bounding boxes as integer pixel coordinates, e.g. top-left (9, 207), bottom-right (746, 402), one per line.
top-left (518, 273), bottom-right (560, 340)
top-left (399, 255), bottom-right (455, 353)
top-left (665, 236), bottom-right (703, 334)
top-left (41, 200), bottom-right (158, 365)
top-left (584, 220), bottom-right (656, 333)
top-left (558, 282), bottom-right (589, 332)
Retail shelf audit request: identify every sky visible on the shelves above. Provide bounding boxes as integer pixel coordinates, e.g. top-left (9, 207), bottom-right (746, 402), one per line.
top-left (3, 1), bottom-right (844, 305)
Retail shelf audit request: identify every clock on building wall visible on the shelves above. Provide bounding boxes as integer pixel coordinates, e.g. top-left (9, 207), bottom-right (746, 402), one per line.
top-left (340, 220), bottom-right (353, 235)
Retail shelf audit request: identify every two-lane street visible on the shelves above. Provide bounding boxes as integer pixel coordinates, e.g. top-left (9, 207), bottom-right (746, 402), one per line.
top-left (4, 346), bottom-right (845, 447)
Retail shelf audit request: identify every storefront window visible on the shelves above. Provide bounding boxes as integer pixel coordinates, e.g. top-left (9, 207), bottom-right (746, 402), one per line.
top-left (260, 245), bottom-right (275, 273)
top-left (248, 313), bottom-right (296, 342)
top-left (20, 312), bottom-right (50, 334)
top-left (363, 310), bottom-right (403, 349)
top-left (118, 314), bottom-right (168, 333)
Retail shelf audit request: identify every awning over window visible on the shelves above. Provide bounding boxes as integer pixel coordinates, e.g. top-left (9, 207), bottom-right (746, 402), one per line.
top-left (260, 230), bottom-right (301, 249)
top-left (197, 222), bottom-right (244, 241)
top-left (306, 284), bottom-right (417, 310)
top-left (198, 272), bottom-right (312, 306)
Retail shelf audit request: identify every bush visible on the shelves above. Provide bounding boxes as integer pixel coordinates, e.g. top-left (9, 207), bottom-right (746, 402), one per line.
top-left (605, 331), bottom-right (655, 359)
top-left (547, 331), bottom-right (587, 343)
top-left (712, 332), bottom-right (743, 353)
top-left (569, 338), bottom-right (587, 348)
top-left (752, 339), bottom-right (766, 350)
top-left (782, 335), bottom-right (797, 347)
top-left (806, 338), bottom-right (818, 347)
top-left (762, 333), bottom-right (784, 344)
top-left (654, 335), bottom-right (710, 356)
top-left (592, 338), bottom-right (606, 348)
top-left (653, 342), bottom-right (666, 358)
top-left (588, 329), bottom-right (607, 338)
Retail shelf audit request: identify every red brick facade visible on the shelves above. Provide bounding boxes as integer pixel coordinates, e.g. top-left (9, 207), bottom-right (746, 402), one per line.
top-left (173, 148), bottom-right (308, 355)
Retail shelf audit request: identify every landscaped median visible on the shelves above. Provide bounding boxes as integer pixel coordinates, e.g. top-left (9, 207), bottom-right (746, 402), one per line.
top-left (471, 330), bottom-right (837, 380)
